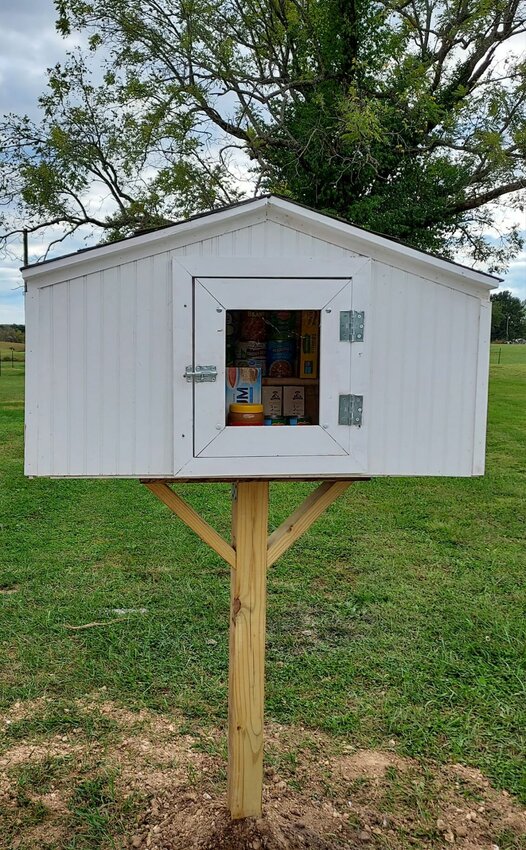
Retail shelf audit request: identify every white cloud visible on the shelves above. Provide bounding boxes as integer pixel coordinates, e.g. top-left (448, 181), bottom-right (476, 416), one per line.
top-left (0, 1), bottom-right (83, 120)
top-left (0, 257), bottom-right (24, 323)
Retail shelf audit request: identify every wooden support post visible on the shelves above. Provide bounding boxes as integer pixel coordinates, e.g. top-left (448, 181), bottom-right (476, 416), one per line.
top-left (228, 480), bottom-right (269, 819)
top-left (142, 477), bottom-right (363, 821)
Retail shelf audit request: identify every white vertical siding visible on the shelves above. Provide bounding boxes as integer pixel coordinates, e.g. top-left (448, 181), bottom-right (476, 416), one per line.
top-left (25, 215), bottom-right (489, 478)
top-left (170, 220), bottom-right (358, 262)
top-left (26, 260), bottom-right (173, 476)
top-left (472, 301), bottom-right (492, 474)
top-left (23, 287), bottom-right (39, 475)
top-left (117, 263), bottom-right (137, 473)
top-left (367, 262), bottom-right (481, 475)
top-left (85, 271), bottom-right (103, 473)
top-left (67, 276), bottom-right (86, 474)
top-left (36, 288), bottom-right (53, 473)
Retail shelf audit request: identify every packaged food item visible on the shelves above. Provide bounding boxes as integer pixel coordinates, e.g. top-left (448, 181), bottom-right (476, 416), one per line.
top-left (267, 311), bottom-right (297, 340)
top-left (288, 417), bottom-right (298, 426)
top-left (235, 340), bottom-right (267, 375)
top-left (240, 311), bottom-right (266, 342)
top-left (299, 311), bottom-right (319, 379)
top-left (236, 340), bottom-right (266, 358)
top-left (262, 386), bottom-right (283, 417)
top-left (225, 367), bottom-right (262, 413)
top-left (283, 385), bottom-right (305, 417)
top-left (264, 416), bottom-right (288, 425)
top-left (297, 416), bottom-right (311, 426)
top-left (228, 403), bottom-right (264, 425)
top-left (267, 339), bottom-right (296, 378)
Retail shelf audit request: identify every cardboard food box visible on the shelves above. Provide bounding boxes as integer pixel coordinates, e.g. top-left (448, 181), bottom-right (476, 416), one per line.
top-left (225, 367), bottom-right (262, 414)
top-left (262, 385), bottom-right (283, 417)
top-left (283, 385), bottom-right (305, 418)
top-left (299, 310), bottom-right (319, 379)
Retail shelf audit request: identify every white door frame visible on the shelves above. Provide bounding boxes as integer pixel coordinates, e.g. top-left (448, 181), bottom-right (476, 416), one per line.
top-left (172, 257), bottom-right (371, 478)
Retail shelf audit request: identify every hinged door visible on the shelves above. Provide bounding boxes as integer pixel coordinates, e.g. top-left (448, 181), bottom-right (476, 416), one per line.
top-left (192, 277), bottom-right (356, 459)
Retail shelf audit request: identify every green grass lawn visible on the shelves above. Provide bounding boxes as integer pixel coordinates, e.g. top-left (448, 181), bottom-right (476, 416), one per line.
top-left (1, 348), bottom-right (525, 802)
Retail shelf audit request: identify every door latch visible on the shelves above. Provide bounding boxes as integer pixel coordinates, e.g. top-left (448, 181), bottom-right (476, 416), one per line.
top-left (184, 365), bottom-right (217, 383)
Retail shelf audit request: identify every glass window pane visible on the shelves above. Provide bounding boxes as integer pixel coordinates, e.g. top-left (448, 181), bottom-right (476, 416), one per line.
top-left (225, 310), bottom-right (320, 426)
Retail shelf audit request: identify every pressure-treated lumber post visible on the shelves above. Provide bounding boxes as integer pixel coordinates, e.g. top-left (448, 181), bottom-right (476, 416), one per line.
top-left (228, 480), bottom-right (269, 819)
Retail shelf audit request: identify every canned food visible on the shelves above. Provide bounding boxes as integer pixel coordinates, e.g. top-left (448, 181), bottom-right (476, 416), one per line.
top-left (267, 311), bottom-right (297, 340)
top-left (267, 339), bottom-right (296, 378)
top-left (235, 357), bottom-right (266, 375)
top-left (264, 416), bottom-right (288, 426)
top-left (240, 311), bottom-right (266, 342)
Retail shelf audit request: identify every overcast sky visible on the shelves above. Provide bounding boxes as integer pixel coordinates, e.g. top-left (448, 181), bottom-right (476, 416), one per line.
top-left (0, 0), bottom-right (524, 324)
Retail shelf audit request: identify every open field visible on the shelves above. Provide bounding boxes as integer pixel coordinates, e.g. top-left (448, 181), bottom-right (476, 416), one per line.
top-left (0, 341), bottom-right (25, 363)
top-left (0, 347), bottom-right (525, 848)
top-left (0, 339), bottom-right (26, 351)
top-left (0, 342), bottom-right (25, 351)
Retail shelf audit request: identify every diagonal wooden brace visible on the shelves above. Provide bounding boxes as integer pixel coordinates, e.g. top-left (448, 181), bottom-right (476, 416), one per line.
top-left (144, 481), bottom-right (236, 567)
top-left (267, 480), bottom-right (353, 567)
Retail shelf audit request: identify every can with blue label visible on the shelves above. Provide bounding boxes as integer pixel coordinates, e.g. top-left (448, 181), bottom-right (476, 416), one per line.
top-left (267, 339), bottom-right (296, 378)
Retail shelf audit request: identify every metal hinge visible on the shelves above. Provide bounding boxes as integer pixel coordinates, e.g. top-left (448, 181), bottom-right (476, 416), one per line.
top-left (340, 310), bottom-right (365, 342)
top-left (184, 365), bottom-right (217, 383)
top-left (339, 395), bottom-right (363, 426)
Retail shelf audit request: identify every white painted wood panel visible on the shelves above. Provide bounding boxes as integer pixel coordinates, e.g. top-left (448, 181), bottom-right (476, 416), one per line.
top-left (170, 220), bottom-right (358, 264)
top-left (23, 287), bottom-right (39, 475)
top-left (84, 271), bottom-right (103, 473)
top-left (367, 262), bottom-right (482, 475)
top-left (117, 263), bottom-right (137, 474)
top-left (472, 301), bottom-right (492, 475)
top-left (67, 277), bottom-right (86, 474)
top-left (36, 287), bottom-right (53, 474)
top-left (192, 276), bottom-right (353, 459)
top-left (51, 282), bottom-right (69, 472)
top-left (26, 260), bottom-right (174, 476)
top-left (23, 200), bottom-right (493, 479)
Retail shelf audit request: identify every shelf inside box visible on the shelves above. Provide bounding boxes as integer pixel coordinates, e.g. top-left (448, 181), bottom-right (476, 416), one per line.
top-left (262, 377), bottom-right (319, 386)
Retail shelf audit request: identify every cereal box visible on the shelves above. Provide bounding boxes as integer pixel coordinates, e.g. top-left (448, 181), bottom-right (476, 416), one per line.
top-left (299, 311), bottom-right (319, 379)
top-left (225, 367), bottom-right (262, 414)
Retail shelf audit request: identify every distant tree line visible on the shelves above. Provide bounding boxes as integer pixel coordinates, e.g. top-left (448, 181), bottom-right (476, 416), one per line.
top-left (0, 324), bottom-right (25, 343)
top-left (490, 292), bottom-right (526, 341)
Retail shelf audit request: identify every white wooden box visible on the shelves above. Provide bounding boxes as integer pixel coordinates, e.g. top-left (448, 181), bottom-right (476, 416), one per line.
top-left (22, 196), bottom-right (496, 480)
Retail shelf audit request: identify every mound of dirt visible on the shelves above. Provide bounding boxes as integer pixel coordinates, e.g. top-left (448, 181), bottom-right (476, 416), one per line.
top-left (1, 694), bottom-right (525, 850)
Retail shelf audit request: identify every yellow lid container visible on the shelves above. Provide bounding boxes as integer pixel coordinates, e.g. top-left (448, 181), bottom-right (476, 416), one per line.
top-left (229, 403), bottom-right (264, 413)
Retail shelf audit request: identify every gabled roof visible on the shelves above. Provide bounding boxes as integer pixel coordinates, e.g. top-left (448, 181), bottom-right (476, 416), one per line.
top-left (21, 194), bottom-right (500, 289)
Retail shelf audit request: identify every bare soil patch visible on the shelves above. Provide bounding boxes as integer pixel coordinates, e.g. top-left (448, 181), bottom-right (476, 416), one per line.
top-left (0, 585), bottom-right (19, 595)
top-left (1, 695), bottom-right (524, 849)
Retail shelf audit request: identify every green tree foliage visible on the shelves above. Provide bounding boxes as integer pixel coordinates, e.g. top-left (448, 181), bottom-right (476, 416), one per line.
top-left (490, 290), bottom-right (526, 340)
top-left (0, 325), bottom-right (25, 343)
top-left (0, 52), bottom-right (242, 257)
top-left (1, 0), bottom-right (526, 266)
